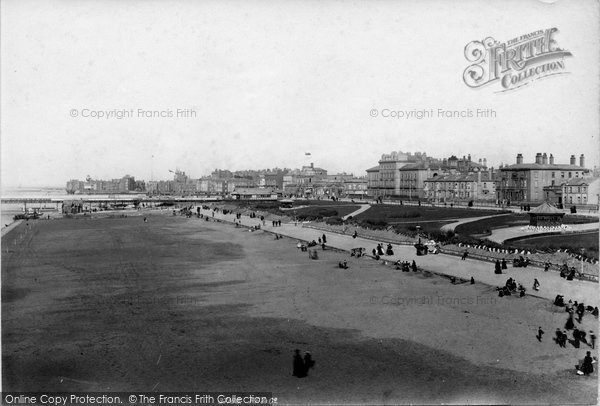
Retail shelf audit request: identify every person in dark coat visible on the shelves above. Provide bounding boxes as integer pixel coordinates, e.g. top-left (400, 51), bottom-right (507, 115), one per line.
top-left (590, 331), bottom-right (596, 349)
top-left (292, 349), bottom-right (306, 378)
top-left (494, 260), bottom-right (502, 274)
top-left (554, 329), bottom-right (562, 346)
top-left (303, 352), bottom-right (315, 376)
top-left (322, 234), bottom-right (327, 244)
top-left (577, 303), bottom-right (585, 323)
top-left (501, 258), bottom-right (507, 269)
top-left (565, 313), bottom-right (575, 330)
top-left (554, 295), bottom-right (564, 307)
top-left (411, 260), bottom-right (417, 272)
top-left (580, 351), bottom-right (594, 375)
top-left (536, 327), bottom-right (544, 342)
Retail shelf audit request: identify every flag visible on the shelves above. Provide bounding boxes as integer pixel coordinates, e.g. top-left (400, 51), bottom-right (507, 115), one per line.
top-left (305, 152), bottom-right (311, 156)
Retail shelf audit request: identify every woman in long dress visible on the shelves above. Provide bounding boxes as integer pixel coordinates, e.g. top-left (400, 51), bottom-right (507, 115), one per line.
top-left (565, 312), bottom-right (575, 330)
top-left (580, 351), bottom-right (594, 375)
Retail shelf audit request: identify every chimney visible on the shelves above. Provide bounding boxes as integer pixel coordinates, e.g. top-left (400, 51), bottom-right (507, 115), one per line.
top-left (580, 154), bottom-right (585, 167)
top-left (478, 158), bottom-right (482, 165)
top-left (516, 154), bottom-right (523, 164)
top-left (549, 154), bottom-right (554, 165)
top-left (542, 153), bottom-right (547, 164)
top-left (468, 154), bottom-right (471, 162)
top-left (477, 171), bottom-right (482, 183)
top-left (483, 158), bottom-right (487, 167)
top-left (535, 153), bottom-right (543, 164)
top-left (311, 162), bottom-right (314, 168)
top-left (570, 155), bottom-right (576, 165)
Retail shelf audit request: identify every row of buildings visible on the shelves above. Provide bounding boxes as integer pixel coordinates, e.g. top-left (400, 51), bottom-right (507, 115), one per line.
top-left (65, 151), bottom-right (599, 207)
top-left (365, 151), bottom-right (600, 207)
top-left (66, 165), bottom-right (369, 199)
top-left (66, 175), bottom-right (145, 194)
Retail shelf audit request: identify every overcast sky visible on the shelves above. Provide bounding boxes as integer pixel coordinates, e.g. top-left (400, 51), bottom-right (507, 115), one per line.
top-left (1, 0), bottom-right (598, 187)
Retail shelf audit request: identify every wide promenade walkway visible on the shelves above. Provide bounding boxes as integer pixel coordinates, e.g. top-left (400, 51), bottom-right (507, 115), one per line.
top-left (198, 207), bottom-right (598, 306)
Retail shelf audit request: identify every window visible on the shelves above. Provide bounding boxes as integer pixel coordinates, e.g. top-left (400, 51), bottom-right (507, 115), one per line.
top-left (561, 172), bottom-right (565, 178)
top-left (552, 172), bottom-right (555, 178)
top-left (568, 172), bottom-right (572, 178)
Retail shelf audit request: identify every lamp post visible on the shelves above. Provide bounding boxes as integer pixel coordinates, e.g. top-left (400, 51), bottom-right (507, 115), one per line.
top-left (580, 248), bottom-right (585, 276)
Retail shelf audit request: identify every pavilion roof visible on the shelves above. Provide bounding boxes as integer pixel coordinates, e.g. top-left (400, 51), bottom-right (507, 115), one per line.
top-left (529, 201), bottom-right (564, 214)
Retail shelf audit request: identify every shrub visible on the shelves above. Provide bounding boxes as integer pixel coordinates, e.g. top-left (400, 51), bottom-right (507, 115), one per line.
top-left (390, 211), bottom-right (420, 219)
top-left (325, 216), bottom-right (344, 225)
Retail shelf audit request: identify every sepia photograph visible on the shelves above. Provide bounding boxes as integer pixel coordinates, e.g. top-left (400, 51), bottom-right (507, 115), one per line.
top-left (1, 0), bottom-right (598, 404)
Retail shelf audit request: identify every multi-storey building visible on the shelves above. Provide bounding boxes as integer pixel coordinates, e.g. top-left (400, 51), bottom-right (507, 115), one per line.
top-left (424, 169), bottom-right (496, 203)
top-left (366, 151), bottom-right (489, 199)
top-left (496, 153), bottom-right (589, 205)
top-left (544, 176), bottom-right (600, 207)
top-left (66, 175), bottom-right (138, 194)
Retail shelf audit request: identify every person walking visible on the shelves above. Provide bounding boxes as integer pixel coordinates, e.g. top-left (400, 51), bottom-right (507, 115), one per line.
top-left (303, 352), bottom-right (315, 376)
top-left (579, 351), bottom-right (594, 375)
top-left (536, 326), bottom-right (544, 342)
top-left (565, 312), bottom-right (575, 330)
top-left (292, 349), bottom-right (306, 378)
top-left (533, 279), bottom-right (540, 291)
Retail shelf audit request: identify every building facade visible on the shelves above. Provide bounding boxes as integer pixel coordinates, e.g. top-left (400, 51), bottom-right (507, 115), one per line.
top-left (497, 153), bottom-right (589, 205)
top-left (424, 170), bottom-right (496, 203)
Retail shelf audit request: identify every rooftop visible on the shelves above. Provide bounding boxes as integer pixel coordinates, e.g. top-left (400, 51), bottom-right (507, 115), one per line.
top-left (501, 163), bottom-right (587, 171)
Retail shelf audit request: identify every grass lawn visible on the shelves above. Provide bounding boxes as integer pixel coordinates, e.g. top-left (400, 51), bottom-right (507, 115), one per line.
top-left (506, 231), bottom-right (599, 259)
top-left (352, 205), bottom-right (505, 224)
top-left (293, 205), bottom-right (360, 221)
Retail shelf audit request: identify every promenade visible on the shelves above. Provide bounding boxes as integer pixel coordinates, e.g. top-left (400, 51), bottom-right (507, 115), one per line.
top-left (199, 207), bottom-right (599, 306)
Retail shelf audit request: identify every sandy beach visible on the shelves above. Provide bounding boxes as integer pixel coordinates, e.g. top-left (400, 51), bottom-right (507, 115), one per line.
top-left (2, 213), bottom-right (598, 404)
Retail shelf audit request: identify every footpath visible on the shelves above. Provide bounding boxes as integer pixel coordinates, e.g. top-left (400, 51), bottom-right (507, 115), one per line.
top-left (198, 207), bottom-right (599, 306)
top-left (487, 222), bottom-right (600, 244)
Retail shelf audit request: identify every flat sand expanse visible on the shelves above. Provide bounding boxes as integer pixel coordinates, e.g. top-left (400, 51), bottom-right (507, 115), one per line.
top-left (2, 214), bottom-right (598, 404)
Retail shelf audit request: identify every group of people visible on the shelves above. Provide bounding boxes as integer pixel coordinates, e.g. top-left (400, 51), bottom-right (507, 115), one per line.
top-left (494, 259), bottom-right (508, 274)
top-left (395, 260), bottom-right (418, 273)
top-left (544, 295), bottom-right (599, 375)
top-left (497, 277), bottom-right (526, 297)
top-left (292, 349), bottom-right (315, 378)
top-left (372, 243), bottom-right (394, 259)
top-left (559, 264), bottom-right (578, 281)
top-left (271, 219), bottom-right (282, 227)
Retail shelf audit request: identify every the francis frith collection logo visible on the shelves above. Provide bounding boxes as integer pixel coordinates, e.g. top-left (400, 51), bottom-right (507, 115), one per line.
top-left (463, 28), bottom-right (572, 92)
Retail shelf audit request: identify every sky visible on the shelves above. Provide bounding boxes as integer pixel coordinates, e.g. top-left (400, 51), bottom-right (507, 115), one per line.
top-left (1, 0), bottom-right (599, 187)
